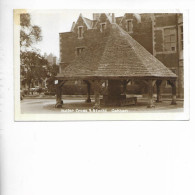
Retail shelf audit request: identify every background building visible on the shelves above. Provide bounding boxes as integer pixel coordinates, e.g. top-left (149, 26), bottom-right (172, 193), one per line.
top-left (44, 53), bottom-right (58, 66)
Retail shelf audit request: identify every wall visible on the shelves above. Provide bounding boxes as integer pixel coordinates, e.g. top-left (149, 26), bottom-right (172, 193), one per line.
top-left (153, 13), bottom-right (183, 97)
top-left (119, 13), bottom-right (153, 54)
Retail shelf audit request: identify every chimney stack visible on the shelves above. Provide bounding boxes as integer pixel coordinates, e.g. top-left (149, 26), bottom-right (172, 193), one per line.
top-left (112, 13), bottom-right (115, 23)
top-left (93, 13), bottom-right (101, 20)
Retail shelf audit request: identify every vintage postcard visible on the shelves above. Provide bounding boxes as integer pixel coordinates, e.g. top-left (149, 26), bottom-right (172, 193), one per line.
top-left (14, 10), bottom-right (189, 121)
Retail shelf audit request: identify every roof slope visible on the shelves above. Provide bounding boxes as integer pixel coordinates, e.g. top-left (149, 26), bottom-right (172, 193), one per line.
top-left (82, 17), bottom-right (93, 29)
top-left (58, 23), bottom-right (177, 80)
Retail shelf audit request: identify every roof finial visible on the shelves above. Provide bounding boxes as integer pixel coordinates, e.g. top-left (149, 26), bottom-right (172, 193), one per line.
top-left (71, 22), bottom-right (75, 32)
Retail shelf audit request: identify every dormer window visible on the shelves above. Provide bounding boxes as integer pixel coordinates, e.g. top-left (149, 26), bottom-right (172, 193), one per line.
top-left (127, 20), bottom-right (133, 33)
top-left (78, 26), bottom-right (83, 39)
top-left (100, 23), bottom-right (106, 32)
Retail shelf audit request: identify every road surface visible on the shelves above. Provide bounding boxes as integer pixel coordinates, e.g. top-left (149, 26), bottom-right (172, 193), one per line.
top-left (20, 98), bottom-right (184, 114)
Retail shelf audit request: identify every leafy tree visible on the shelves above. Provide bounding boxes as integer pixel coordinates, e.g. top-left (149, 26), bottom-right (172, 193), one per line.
top-left (20, 13), bottom-right (44, 93)
top-left (20, 13), bottom-right (59, 95)
top-left (20, 13), bottom-right (42, 50)
top-left (21, 51), bottom-right (49, 93)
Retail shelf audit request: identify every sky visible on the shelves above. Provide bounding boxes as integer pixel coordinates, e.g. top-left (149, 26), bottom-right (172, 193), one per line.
top-left (29, 10), bottom-right (125, 58)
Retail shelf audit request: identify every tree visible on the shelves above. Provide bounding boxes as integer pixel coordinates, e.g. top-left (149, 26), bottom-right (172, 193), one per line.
top-left (20, 13), bottom-right (58, 95)
top-left (20, 51), bottom-right (49, 93)
top-left (20, 13), bottom-right (42, 51)
top-left (20, 13), bottom-right (44, 93)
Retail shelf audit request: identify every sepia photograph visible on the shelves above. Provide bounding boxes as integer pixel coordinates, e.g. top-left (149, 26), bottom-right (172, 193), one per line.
top-left (1, 2), bottom-right (194, 195)
top-left (14, 10), bottom-right (187, 120)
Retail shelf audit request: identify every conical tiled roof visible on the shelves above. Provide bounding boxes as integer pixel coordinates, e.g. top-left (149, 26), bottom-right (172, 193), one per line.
top-left (57, 23), bottom-right (177, 80)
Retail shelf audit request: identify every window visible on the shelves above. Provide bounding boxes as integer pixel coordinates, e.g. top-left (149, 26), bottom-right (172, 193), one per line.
top-left (100, 23), bottom-right (106, 32)
top-left (164, 28), bottom-right (176, 51)
top-left (76, 47), bottom-right (85, 56)
top-left (127, 20), bottom-right (133, 33)
top-left (78, 26), bottom-right (83, 38)
top-left (179, 25), bottom-right (183, 59)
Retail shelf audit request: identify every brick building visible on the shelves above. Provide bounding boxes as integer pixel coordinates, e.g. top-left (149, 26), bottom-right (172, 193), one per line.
top-left (59, 13), bottom-right (183, 99)
top-left (152, 13), bottom-right (183, 98)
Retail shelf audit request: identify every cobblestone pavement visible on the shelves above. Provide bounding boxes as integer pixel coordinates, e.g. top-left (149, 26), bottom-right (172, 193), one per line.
top-left (21, 98), bottom-right (184, 114)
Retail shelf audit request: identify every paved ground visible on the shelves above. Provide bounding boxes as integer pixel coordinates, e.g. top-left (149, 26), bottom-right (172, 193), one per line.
top-left (21, 98), bottom-right (184, 114)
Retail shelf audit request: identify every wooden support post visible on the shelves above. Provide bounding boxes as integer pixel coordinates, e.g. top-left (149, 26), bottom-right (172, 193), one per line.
top-left (171, 80), bottom-right (177, 105)
top-left (84, 81), bottom-right (91, 103)
top-left (94, 88), bottom-right (100, 109)
top-left (91, 80), bottom-right (102, 109)
top-left (147, 80), bottom-right (155, 108)
top-left (55, 80), bottom-right (64, 108)
top-left (156, 80), bottom-right (162, 103)
top-left (55, 85), bottom-right (62, 108)
top-left (167, 80), bottom-right (177, 105)
top-left (86, 82), bottom-right (91, 103)
top-left (122, 79), bottom-right (130, 94)
top-left (122, 80), bottom-right (127, 94)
